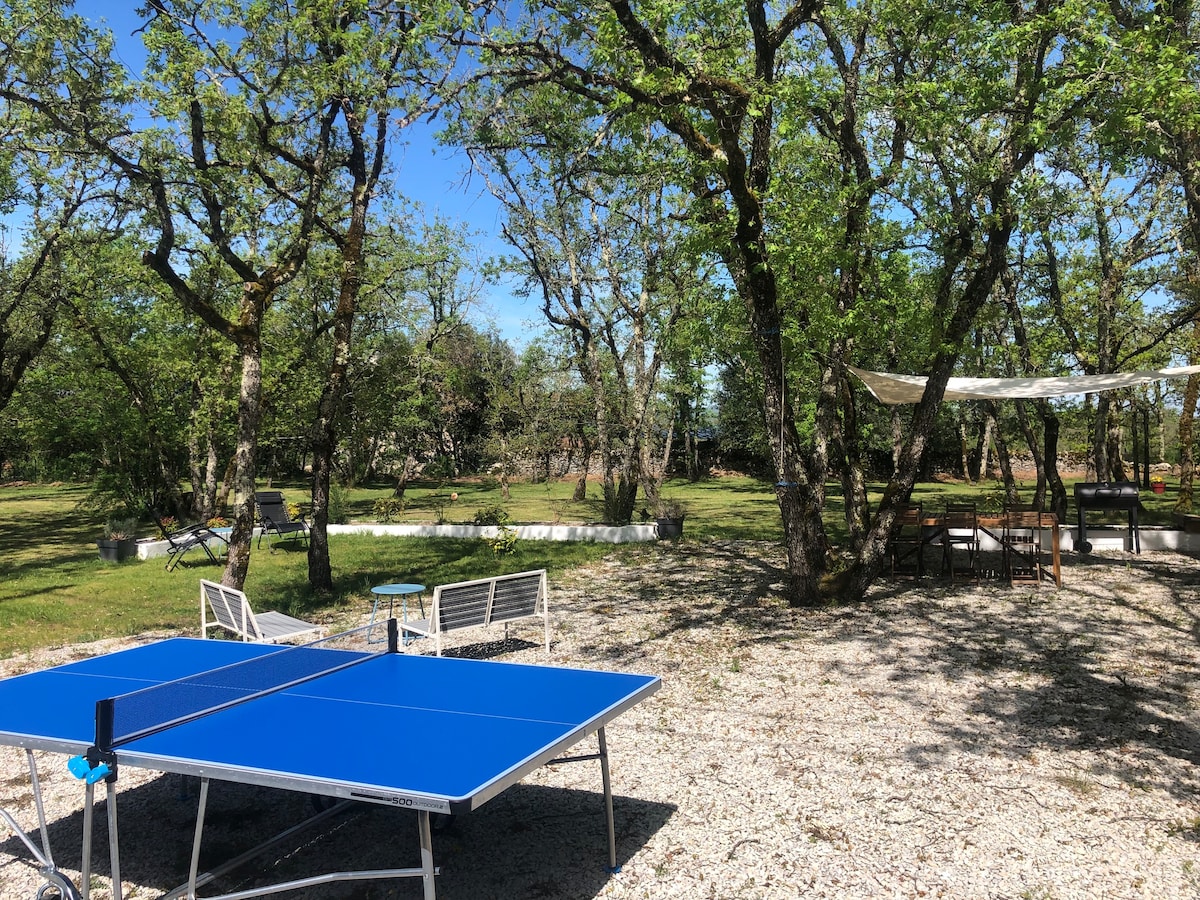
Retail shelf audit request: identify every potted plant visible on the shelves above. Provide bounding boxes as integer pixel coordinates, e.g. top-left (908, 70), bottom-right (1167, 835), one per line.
top-left (97, 518), bottom-right (139, 562)
top-left (654, 498), bottom-right (687, 539)
top-left (1150, 474), bottom-right (1166, 495)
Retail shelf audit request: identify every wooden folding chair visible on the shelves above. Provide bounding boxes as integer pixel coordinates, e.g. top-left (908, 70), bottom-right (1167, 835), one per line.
top-left (941, 502), bottom-right (979, 580)
top-left (1003, 507), bottom-right (1044, 586)
top-left (887, 503), bottom-right (926, 576)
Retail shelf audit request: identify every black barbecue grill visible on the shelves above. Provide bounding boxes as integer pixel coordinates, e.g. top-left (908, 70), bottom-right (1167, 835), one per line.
top-left (1074, 481), bottom-right (1141, 554)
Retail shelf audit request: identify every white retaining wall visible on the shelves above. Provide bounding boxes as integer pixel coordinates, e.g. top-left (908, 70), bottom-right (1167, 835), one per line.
top-left (138, 522), bottom-right (658, 560)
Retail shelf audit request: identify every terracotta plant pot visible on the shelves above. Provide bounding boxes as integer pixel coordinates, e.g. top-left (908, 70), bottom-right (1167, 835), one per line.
top-left (1152, 482), bottom-right (1166, 494)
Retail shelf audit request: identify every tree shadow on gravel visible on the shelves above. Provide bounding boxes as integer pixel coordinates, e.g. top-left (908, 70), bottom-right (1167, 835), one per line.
top-left (564, 541), bottom-right (1200, 806)
top-left (563, 540), bottom-right (795, 666)
top-left (839, 551), bottom-right (1200, 805)
top-left (2, 773), bottom-right (674, 899)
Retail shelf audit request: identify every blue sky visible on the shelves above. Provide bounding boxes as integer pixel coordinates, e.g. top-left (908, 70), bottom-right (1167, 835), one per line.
top-left (85, 4), bottom-right (540, 347)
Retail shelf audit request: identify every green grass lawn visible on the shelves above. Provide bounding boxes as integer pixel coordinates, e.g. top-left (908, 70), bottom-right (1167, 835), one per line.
top-left (0, 475), bottom-right (1185, 657)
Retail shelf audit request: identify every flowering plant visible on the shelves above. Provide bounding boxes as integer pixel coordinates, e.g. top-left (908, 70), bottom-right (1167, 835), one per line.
top-left (1150, 474), bottom-right (1165, 485)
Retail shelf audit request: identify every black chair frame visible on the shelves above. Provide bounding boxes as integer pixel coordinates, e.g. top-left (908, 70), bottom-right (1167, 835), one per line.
top-left (254, 491), bottom-right (310, 549)
top-left (152, 512), bottom-right (226, 572)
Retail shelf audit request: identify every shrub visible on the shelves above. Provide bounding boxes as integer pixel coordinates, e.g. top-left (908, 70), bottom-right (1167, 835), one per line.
top-left (373, 497), bottom-right (406, 523)
top-left (473, 504), bottom-right (511, 526)
top-left (101, 518), bottom-right (138, 540)
top-left (485, 525), bottom-right (519, 557)
top-left (328, 482), bottom-right (349, 524)
top-left (654, 498), bottom-right (687, 520)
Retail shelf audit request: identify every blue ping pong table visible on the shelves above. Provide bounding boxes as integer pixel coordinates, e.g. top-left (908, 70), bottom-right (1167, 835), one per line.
top-left (0, 620), bottom-right (660, 899)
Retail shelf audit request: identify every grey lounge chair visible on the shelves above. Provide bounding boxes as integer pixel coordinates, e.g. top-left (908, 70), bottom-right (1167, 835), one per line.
top-left (253, 491), bottom-right (310, 549)
top-left (153, 511), bottom-right (227, 571)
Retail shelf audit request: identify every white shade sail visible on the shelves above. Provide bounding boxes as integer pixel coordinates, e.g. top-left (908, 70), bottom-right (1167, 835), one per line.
top-left (848, 365), bottom-right (1200, 406)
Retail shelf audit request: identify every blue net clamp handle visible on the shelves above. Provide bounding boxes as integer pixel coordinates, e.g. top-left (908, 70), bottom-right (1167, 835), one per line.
top-left (68, 752), bottom-right (116, 785)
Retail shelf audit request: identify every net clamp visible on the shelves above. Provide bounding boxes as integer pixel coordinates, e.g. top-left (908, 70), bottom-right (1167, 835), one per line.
top-left (68, 750), bottom-right (117, 785)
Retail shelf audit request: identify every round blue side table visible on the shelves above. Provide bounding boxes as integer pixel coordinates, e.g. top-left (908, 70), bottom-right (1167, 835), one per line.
top-left (368, 583), bottom-right (426, 644)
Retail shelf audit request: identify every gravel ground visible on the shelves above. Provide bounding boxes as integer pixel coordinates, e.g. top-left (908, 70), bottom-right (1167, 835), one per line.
top-left (3, 541), bottom-right (1200, 899)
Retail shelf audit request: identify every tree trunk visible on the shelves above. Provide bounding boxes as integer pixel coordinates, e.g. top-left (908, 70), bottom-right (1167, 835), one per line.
top-left (1002, 268), bottom-right (1046, 508)
top-left (1153, 383), bottom-right (1165, 464)
top-left (218, 453), bottom-right (236, 514)
top-left (985, 401), bottom-right (1019, 507)
top-left (187, 378), bottom-right (206, 517)
top-left (573, 429), bottom-right (592, 501)
top-left (834, 373), bottom-right (869, 553)
top-left (749, 295), bottom-right (826, 604)
top-left (1013, 398), bottom-right (1047, 510)
top-left (1131, 402), bottom-right (1143, 485)
top-left (977, 414), bottom-right (994, 482)
top-left (1177, 371), bottom-right (1198, 513)
top-left (223, 338), bottom-right (265, 589)
top-left (1093, 394), bottom-right (1110, 479)
top-left (309, 269), bottom-right (361, 593)
top-left (1105, 399), bottom-right (1127, 481)
top-left (499, 436), bottom-right (512, 500)
top-left (678, 393), bottom-right (700, 482)
top-left (395, 456), bottom-right (412, 499)
top-left (200, 424), bottom-right (219, 520)
top-left (1041, 402), bottom-right (1067, 522)
top-left (958, 419), bottom-right (972, 482)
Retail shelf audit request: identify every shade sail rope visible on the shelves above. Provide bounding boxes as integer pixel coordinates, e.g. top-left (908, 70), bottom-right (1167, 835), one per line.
top-left (848, 364), bottom-right (1200, 406)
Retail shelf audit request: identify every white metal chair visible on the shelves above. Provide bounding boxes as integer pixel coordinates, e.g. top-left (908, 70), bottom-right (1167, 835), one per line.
top-left (200, 579), bottom-right (323, 643)
top-left (401, 570), bottom-right (549, 656)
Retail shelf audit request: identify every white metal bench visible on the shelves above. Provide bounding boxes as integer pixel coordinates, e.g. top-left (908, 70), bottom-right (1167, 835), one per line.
top-left (200, 579), bottom-right (323, 644)
top-left (400, 570), bottom-right (550, 656)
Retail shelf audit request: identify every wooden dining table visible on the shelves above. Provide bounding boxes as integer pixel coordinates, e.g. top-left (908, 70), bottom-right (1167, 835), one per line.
top-left (919, 512), bottom-right (1062, 587)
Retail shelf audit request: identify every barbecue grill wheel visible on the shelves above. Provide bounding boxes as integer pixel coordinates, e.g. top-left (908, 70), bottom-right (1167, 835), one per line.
top-left (1078, 541), bottom-right (1092, 554)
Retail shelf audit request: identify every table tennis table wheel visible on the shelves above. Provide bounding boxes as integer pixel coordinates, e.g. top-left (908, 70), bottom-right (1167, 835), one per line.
top-left (36, 869), bottom-right (83, 900)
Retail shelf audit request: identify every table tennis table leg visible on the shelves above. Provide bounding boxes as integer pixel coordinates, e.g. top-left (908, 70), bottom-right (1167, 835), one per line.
top-left (186, 777), bottom-right (212, 898)
top-left (26, 749), bottom-right (54, 872)
top-left (548, 727), bottom-right (621, 874)
top-left (80, 778), bottom-right (124, 900)
top-left (598, 727), bottom-right (618, 873)
top-left (418, 809), bottom-right (436, 900)
top-left (106, 779), bottom-right (123, 900)
top-left (81, 781), bottom-right (94, 900)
